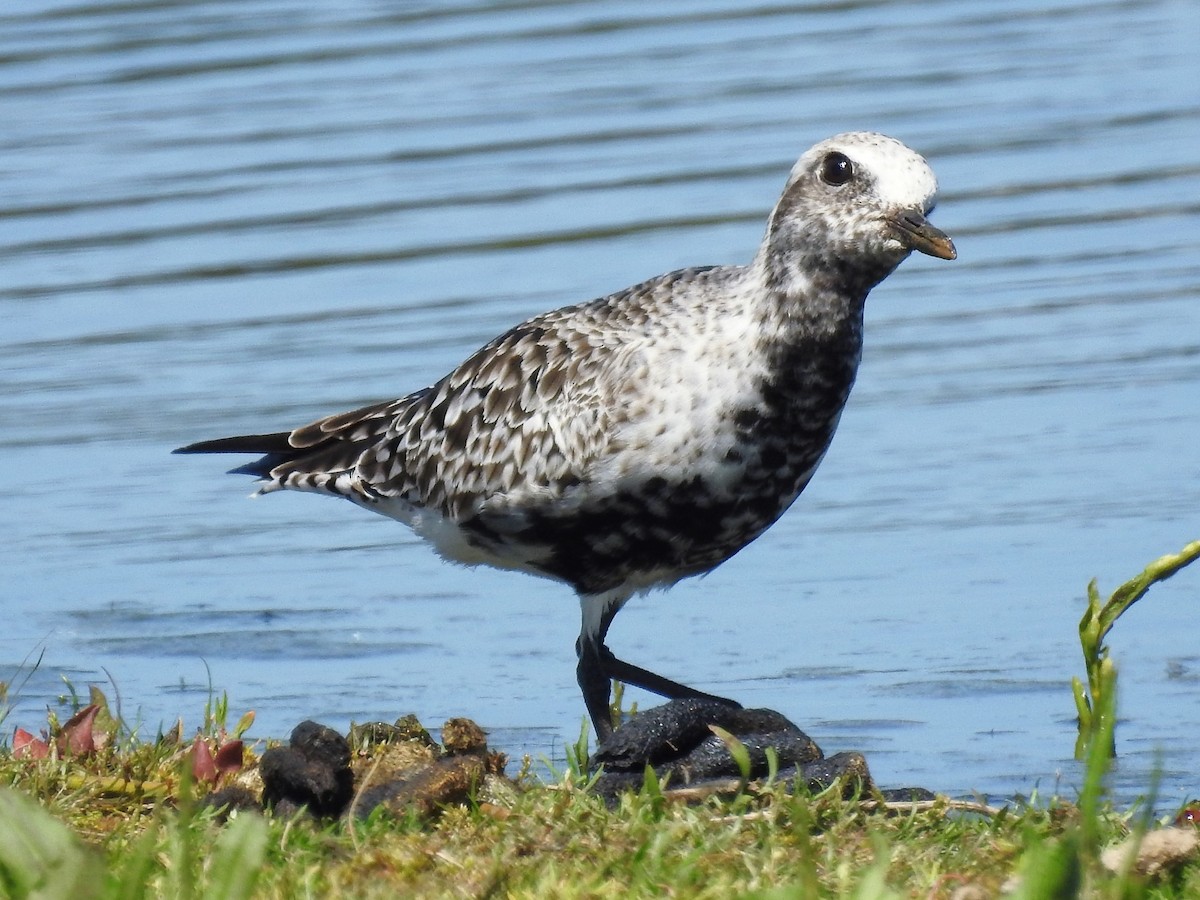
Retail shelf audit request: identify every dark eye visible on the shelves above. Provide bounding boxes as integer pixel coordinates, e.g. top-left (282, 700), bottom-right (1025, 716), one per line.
top-left (819, 151), bottom-right (854, 186)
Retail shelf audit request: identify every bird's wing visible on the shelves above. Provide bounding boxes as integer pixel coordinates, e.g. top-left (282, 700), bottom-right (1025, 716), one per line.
top-left (178, 298), bottom-right (635, 517)
top-left (178, 267), bottom-right (726, 518)
top-left (352, 302), bottom-right (624, 517)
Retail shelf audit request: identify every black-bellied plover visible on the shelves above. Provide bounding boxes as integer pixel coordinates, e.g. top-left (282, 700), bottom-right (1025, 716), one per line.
top-left (177, 132), bottom-right (956, 740)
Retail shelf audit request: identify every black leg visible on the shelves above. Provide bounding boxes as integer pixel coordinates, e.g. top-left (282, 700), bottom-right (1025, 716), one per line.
top-left (576, 590), bottom-right (740, 742)
top-left (598, 648), bottom-right (740, 709)
top-left (576, 635), bottom-right (741, 742)
top-left (576, 637), bottom-right (617, 741)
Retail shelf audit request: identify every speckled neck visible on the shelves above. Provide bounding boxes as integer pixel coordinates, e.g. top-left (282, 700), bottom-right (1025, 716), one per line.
top-left (755, 235), bottom-right (902, 317)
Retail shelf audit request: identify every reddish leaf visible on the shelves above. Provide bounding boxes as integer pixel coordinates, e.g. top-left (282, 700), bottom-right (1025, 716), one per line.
top-left (213, 739), bottom-right (244, 775)
top-left (13, 727), bottom-right (49, 760)
top-left (190, 735), bottom-right (218, 783)
top-left (57, 704), bottom-right (99, 756)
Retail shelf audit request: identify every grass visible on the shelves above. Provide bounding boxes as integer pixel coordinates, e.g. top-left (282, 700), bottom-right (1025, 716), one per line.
top-left (1, 544), bottom-right (1198, 898)
top-left (1072, 540), bottom-right (1200, 759)
top-left (2, 746), bottom-right (1194, 898)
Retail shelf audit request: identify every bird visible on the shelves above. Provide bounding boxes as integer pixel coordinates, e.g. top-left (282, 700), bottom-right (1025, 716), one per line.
top-left (176, 131), bottom-right (956, 742)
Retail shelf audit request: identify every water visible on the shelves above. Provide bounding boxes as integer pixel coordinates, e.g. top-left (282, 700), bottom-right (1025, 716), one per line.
top-left (2, 0), bottom-right (1198, 807)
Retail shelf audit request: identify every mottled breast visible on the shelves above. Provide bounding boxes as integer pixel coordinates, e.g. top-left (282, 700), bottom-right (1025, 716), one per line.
top-left (363, 265), bottom-right (869, 595)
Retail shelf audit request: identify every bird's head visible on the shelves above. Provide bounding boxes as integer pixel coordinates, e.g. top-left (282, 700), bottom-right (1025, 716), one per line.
top-left (761, 132), bottom-right (955, 296)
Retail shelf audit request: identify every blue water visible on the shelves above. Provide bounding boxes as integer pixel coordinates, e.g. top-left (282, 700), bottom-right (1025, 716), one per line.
top-left (2, 0), bottom-right (1198, 807)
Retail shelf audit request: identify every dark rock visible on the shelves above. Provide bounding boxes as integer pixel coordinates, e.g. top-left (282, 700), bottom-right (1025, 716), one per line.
top-left (593, 698), bottom-right (771, 770)
top-left (589, 699), bottom-right (885, 800)
top-left (260, 720), bottom-right (354, 818)
top-left (291, 720), bottom-right (351, 770)
top-left (796, 751), bottom-right (873, 797)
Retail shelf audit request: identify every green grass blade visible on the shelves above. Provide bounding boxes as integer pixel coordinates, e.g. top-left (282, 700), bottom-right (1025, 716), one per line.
top-left (0, 788), bottom-right (102, 900)
top-left (203, 813), bottom-right (269, 900)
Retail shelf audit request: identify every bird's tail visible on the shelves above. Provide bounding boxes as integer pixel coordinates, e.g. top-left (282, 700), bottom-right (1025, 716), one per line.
top-left (174, 432), bottom-right (298, 477)
top-left (173, 396), bottom-right (407, 498)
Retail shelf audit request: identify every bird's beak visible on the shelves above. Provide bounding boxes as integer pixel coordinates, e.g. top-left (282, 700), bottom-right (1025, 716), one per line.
top-left (891, 209), bottom-right (957, 260)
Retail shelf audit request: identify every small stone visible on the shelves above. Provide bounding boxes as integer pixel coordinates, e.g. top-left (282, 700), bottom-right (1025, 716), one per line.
top-left (394, 714), bottom-right (438, 747)
top-left (354, 754), bottom-right (486, 820)
top-left (1101, 827), bottom-right (1200, 879)
top-left (349, 714), bottom-right (438, 751)
top-left (441, 718), bottom-right (488, 755)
